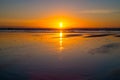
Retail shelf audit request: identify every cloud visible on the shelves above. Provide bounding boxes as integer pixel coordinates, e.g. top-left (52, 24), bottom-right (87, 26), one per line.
top-left (79, 10), bottom-right (120, 14)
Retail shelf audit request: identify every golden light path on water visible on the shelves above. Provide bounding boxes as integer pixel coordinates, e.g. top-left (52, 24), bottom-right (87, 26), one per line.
top-left (59, 30), bottom-right (64, 52)
top-left (59, 21), bottom-right (64, 52)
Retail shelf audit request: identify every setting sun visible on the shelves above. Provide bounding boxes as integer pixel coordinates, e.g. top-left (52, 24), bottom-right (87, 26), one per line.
top-left (59, 22), bottom-right (63, 28)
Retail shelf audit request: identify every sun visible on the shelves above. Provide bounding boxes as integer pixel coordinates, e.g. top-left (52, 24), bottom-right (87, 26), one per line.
top-left (59, 22), bottom-right (63, 28)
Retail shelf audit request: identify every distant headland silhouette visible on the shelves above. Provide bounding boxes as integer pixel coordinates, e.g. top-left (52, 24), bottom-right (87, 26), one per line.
top-left (0, 26), bottom-right (120, 31)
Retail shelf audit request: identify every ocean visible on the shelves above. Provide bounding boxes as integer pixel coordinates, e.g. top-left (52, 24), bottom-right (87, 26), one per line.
top-left (0, 30), bottom-right (120, 80)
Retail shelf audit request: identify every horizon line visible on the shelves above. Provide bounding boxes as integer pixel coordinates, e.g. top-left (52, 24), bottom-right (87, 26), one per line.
top-left (0, 27), bottom-right (120, 31)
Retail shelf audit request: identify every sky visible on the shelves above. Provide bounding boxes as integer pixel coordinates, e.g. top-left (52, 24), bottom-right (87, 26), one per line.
top-left (0, 0), bottom-right (120, 28)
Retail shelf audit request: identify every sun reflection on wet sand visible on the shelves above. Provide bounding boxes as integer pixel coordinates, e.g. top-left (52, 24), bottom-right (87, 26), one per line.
top-left (0, 31), bottom-right (120, 80)
top-left (59, 30), bottom-right (64, 52)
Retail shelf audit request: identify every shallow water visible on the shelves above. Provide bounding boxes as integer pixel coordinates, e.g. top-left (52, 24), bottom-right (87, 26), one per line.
top-left (0, 31), bottom-right (120, 80)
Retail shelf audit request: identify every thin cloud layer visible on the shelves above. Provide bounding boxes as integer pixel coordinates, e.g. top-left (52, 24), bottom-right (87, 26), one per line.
top-left (79, 10), bottom-right (120, 14)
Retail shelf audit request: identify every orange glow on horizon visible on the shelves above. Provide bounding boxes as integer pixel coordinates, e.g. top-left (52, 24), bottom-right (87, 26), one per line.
top-left (0, 14), bottom-right (101, 28)
top-left (2, 14), bottom-right (119, 29)
top-left (38, 15), bottom-right (81, 29)
top-left (1, 10), bottom-right (120, 29)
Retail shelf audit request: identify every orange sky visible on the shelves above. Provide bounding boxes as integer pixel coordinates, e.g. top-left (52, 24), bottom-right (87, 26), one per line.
top-left (0, 0), bottom-right (120, 28)
top-left (1, 14), bottom-right (120, 29)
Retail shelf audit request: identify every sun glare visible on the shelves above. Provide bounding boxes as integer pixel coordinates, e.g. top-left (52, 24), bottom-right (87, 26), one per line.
top-left (59, 22), bottom-right (63, 28)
